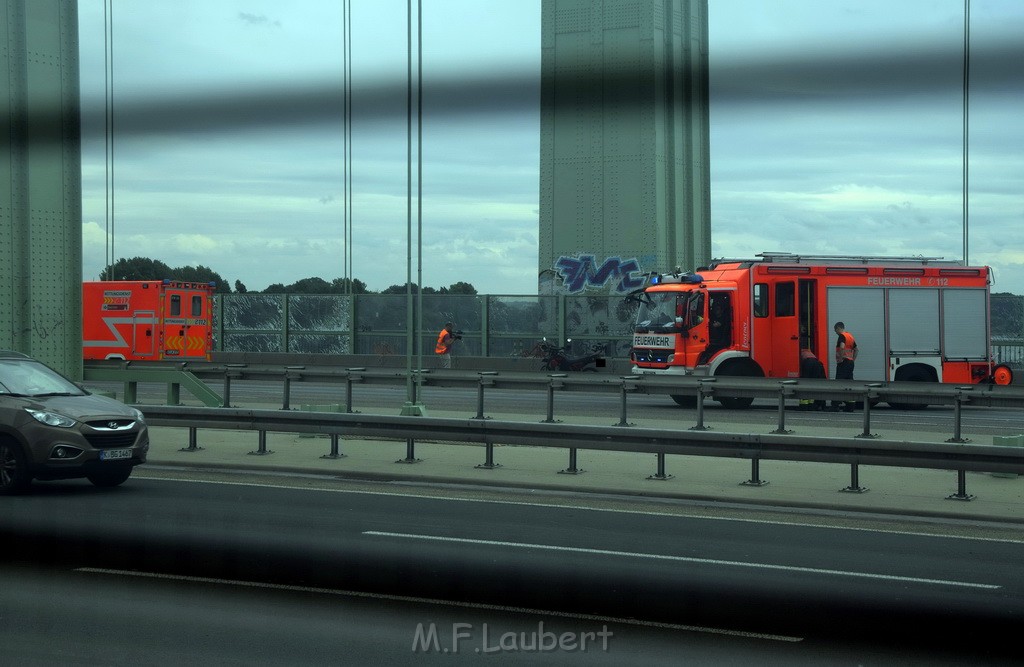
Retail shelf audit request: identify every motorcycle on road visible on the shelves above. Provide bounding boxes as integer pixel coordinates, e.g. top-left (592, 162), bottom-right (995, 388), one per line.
top-left (538, 338), bottom-right (606, 372)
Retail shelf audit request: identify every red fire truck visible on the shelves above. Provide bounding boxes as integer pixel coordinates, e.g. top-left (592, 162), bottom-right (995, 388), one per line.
top-left (629, 253), bottom-right (1014, 408)
top-left (82, 280), bottom-right (216, 361)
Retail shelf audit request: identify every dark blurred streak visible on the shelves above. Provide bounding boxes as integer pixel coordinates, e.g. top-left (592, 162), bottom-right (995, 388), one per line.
top-left (711, 39), bottom-right (1022, 100)
top-left (15, 39), bottom-right (1024, 141)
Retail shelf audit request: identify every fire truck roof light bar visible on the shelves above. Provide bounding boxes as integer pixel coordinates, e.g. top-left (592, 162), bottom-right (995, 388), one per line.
top-left (753, 252), bottom-right (959, 265)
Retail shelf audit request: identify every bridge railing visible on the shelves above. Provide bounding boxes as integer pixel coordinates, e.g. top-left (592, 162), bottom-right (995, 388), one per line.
top-left (86, 360), bottom-right (1024, 446)
top-left (136, 404), bottom-right (1024, 503)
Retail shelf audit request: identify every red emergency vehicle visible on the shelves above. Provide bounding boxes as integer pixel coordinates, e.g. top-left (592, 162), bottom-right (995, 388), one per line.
top-left (82, 280), bottom-right (216, 361)
top-left (629, 252), bottom-right (1014, 408)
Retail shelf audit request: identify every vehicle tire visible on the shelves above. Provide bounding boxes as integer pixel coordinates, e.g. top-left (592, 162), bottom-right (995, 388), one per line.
top-left (714, 360), bottom-right (763, 410)
top-left (670, 394), bottom-right (698, 408)
top-left (86, 465), bottom-right (133, 488)
top-left (0, 440), bottom-right (31, 495)
top-left (888, 366), bottom-right (933, 410)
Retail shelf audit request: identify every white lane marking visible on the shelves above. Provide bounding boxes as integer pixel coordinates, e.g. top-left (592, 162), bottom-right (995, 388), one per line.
top-left (135, 473), bottom-right (1024, 545)
top-left (74, 567), bottom-right (802, 643)
top-left (364, 531), bottom-right (1001, 590)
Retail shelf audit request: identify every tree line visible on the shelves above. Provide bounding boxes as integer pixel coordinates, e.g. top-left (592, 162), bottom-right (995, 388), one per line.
top-left (99, 257), bottom-right (477, 295)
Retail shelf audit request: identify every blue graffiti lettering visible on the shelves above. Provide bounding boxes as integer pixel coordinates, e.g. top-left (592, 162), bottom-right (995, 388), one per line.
top-left (554, 255), bottom-right (645, 293)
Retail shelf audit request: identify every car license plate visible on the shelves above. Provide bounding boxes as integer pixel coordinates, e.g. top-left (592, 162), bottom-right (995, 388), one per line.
top-left (100, 448), bottom-right (132, 461)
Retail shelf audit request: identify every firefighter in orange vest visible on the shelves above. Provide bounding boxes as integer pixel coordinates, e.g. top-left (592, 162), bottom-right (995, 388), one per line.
top-left (435, 322), bottom-right (457, 369)
top-left (832, 321), bottom-right (858, 411)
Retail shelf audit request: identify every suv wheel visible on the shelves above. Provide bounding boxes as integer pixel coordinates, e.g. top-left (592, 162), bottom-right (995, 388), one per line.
top-left (86, 465), bottom-right (133, 488)
top-left (0, 441), bottom-right (31, 495)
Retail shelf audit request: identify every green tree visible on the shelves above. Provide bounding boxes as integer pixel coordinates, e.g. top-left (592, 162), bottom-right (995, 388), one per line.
top-left (330, 277), bottom-right (368, 294)
top-left (445, 281), bottom-right (477, 295)
top-left (382, 282), bottom-right (435, 295)
top-left (97, 258), bottom-right (231, 292)
top-left (99, 256), bottom-right (173, 281)
top-left (173, 265), bottom-right (230, 292)
top-left (286, 277), bottom-right (333, 294)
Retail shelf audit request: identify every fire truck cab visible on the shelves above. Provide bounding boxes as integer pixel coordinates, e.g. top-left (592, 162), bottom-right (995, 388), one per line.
top-left (630, 253), bottom-right (1014, 408)
top-left (83, 280), bottom-right (215, 361)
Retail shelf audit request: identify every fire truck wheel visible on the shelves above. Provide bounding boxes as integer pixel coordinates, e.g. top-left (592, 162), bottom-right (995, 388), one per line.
top-left (888, 366), bottom-right (934, 410)
top-left (993, 364), bottom-right (1014, 386)
top-left (670, 394), bottom-right (698, 408)
top-left (717, 395), bottom-right (754, 410)
top-left (713, 360), bottom-right (762, 409)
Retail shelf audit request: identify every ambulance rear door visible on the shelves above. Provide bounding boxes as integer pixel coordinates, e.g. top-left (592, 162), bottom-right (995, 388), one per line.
top-left (161, 284), bottom-right (212, 358)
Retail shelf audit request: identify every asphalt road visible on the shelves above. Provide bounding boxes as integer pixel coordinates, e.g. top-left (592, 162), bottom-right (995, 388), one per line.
top-left (3, 476), bottom-right (1022, 665)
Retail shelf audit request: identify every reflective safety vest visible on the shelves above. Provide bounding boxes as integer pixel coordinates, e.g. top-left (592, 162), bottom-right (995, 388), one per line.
top-left (435, 329), bottom-right (451, 355)
top-left (837, 331), bottom-right (857, 362)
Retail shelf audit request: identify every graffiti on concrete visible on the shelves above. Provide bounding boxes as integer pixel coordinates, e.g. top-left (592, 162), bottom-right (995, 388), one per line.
top-left (554, 254), bottom-right (645, 293)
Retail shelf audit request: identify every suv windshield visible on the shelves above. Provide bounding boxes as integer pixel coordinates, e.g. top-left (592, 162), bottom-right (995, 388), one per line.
top-left (0, 359), bottom-right (85, 397)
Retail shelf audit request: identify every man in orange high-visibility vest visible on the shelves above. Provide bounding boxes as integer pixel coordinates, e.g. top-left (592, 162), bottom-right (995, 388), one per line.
top-left (435, 322), bottom-right (456, 369)
top-left (831, 321), bottom-right (858, 412)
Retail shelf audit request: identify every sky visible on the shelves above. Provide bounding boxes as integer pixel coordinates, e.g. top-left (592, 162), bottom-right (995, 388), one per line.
top-left (77, 1), bottom-right (1024, 295)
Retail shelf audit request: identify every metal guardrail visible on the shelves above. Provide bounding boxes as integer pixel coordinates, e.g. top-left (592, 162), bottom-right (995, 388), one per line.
top-left (87, 360), bottom-right (1024, 414)
top-left (138, 405), bottom-right (1024, 502)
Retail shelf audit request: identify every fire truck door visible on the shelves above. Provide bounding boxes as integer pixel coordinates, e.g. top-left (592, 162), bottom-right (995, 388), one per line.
top-left (162, 287), bottom-right (209, 358)
top-left (770, 281), bottom-right (801, 378)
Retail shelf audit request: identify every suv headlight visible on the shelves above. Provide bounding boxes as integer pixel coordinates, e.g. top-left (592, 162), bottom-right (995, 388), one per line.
top-left (130, 407), bottom-right (146, 423)
top-left (26, 408), bottom-right (77, 428)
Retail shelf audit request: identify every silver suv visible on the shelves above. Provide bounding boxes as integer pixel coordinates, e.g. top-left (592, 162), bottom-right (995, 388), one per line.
top-left (0, 350), bottom-right (148, 493)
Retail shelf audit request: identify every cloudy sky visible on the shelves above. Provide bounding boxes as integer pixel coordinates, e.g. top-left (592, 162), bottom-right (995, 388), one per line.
top-left (77, 1), bottom-right (1024, 295)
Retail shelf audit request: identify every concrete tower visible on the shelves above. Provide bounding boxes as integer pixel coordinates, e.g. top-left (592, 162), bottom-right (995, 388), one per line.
top-left (539, 0), bottom-right (711, 295)
top-left (0, 0), bottom-right (82, 375)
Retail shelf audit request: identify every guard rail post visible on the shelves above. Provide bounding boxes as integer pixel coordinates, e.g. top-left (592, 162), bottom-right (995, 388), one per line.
top-left (473, 372), bottom-right (498, 420)
top-left (178, 426), bottom-right (203, 452)
top-left (124, 380), bottom-right (138, 404)
top-left (944, 386), bottom-right (975, 500)
top-left (321, 432), bottom-right (345, 459)
top-left (946, 386), bottom-right (973, 444)
top-left (856, 384), bottom-right (883, 440)
top-left (167, 383), bottom-right (181, 406)
top-left (559, 446), bottom-right (583, 475)
top-left (742, 456), bottom-right (769, 486)
top-left (689, 378), bottom-right (715, 431)
top-left (475, 440), bottom-right (501, 470)
top-left (771, 380), bottom-right (797, 434)
top-left (248, 430), bottom-right (273, 456)
top-left (615, 376), bottom-right (639, 427)
top-left (223, 364), bottom-right (246, 408)
top-left (647, 451), bottom-right (673, 481)
top-left (542, 374), bottom-right (567, 424)
top-left (396, 438), bottom-right (421, 464)
top-left (840, 461), bottom-right (868, 493)
top-left (947, 470), bottom-right (975, 501)
top-left (345, 368), bottom-right (366, 414)
top-left (282, 366), bottom-right (304, 410)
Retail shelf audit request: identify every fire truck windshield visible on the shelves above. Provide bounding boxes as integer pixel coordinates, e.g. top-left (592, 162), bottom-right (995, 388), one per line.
top-left (635, 290), bottom-right (703, 333)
